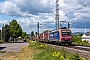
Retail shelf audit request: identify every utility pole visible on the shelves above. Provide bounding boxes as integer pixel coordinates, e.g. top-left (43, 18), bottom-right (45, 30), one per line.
top-left (37, 22), bottom-right (39, 39)
top-left (68, 22), bottom-right (70, 29)
top-left (56, 0), bottom-right (59, 30)
top-left (1, 29), bottom-right (2, 40)
top-left (28, 29), bottom-right (30, 40)
top-left (29, 25), bottom-right (31, 40)
top-left (68, 22), bottom-right (74, 29)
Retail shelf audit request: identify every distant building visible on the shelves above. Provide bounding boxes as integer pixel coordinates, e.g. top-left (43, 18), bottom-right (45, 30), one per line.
top-left (82, 29), bottom-right (90, 42)
top-left (82, 33), bottom-right (90, 42)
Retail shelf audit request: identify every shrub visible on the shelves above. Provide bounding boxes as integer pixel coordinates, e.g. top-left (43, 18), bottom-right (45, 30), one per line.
top-left (67, 53), bottom-right (81, 60)
top-left (72, 35), bottom-right (90, 46)
top-left (0, 40), bottom-right (5, 44)
top-left (80, 40), bottom-right (88, 46)
top-left (29, 40), bottom-right (38, 47)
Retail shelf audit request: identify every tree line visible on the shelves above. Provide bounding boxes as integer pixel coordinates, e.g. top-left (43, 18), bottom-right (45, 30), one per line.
top-left (0, 19), bottom-right (28, 42)
top-left (0, 19), bottom-right (60, 42)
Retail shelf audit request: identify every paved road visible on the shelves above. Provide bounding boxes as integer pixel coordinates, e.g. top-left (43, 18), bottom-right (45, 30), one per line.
top-left (0, 42), bottom-right (29, 52)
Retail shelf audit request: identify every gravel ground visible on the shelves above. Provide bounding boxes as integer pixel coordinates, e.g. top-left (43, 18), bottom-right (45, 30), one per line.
top-left (0, 42), bottom-right (29, 57)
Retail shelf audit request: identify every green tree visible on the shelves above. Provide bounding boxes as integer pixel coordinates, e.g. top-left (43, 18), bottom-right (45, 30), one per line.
top-left (72, 35), bottom-right (82, 44)
top-left (9, 19), bottom-right (22, 41)
top-left (2, 24), bottom-right (10, 42)
top-left (31, 31), bottom-right (34, 37)
top-left (4, 24), bottom-right (10, 42)
top-left (30, 31), bottom-right (34, 39)
top-left (43, 30), bottom-right (49, 33)
top-left (2, 25), bottom-right (5, 40)
top-left (21, 32), bottom-right (28, 39)
top-left (72, 35), bottom-right (89, 46)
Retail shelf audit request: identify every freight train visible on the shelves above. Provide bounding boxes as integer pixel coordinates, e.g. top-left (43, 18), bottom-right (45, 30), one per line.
top-left (33, 27), bottom-right (72, 45)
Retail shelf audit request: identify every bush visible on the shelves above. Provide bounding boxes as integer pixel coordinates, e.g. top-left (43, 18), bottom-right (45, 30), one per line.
top-left (0, 40), bottom-right (5, 44)
top-left (67, 53), bottom-right (81, 60)
top-left (72, 35), bottom-right (90, 46)
top-left (80, 40), bottom-right (88, 46)
top-left (29, 40), bottom-right (49, 50)
top-left (29, 40), bottom-right (38, 47)
top-left (72, 35), bottom-right (82, 45)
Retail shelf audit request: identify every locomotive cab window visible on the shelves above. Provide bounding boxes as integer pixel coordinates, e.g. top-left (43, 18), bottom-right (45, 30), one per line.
top-left (61, 30), bottom-right (71, 36)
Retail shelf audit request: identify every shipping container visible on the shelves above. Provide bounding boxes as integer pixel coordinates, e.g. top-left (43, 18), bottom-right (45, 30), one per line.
top-left (39, 33), bottom-right (44, 41)
top-left (33, 35), bottom-right (38, 40)
top-left (44, 32), bottom-right (49, 42)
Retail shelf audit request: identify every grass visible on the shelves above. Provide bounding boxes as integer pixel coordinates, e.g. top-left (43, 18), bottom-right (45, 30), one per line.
top-left (0, 40), bottom-right (87, 60)
top-left (29, 41), bottom-right (87, 60)
top-left (0, 51), bottom-right (4, 54)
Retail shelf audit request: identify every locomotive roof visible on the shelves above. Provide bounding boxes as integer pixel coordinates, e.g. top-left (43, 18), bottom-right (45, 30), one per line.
top-left (49, 29), bottom-right (71, 32)
top-left (40, 28), bottom-right (71, 34)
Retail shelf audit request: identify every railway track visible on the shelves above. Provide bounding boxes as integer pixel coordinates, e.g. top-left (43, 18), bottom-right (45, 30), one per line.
top-left (40, 42), bottom-right (90, 59)
top-left (68, 45), bottom-right (90, 51)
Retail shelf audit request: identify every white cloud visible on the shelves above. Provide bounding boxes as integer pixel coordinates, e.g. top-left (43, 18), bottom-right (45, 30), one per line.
top-left (16, 12), bottom-right (56, 33)
top-left (1, 1), bottom-right (18, 14)
top-left (0, 20), bottom-right (9, 24)
top-left (71, 28), bottom-right (90, 33)
top-left (0, 20), bottom-right (10, 29)
top-left (0, 0), bottom-right (55, 16)
top-left (40, 0), bottom-right (49, 7)
top-left (0, 0), bottom-right (90, 33)
top-left (0, 0), bottom-right (32, 17)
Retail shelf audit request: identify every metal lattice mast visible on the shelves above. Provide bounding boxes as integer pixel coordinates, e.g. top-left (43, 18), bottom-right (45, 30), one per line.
top-left (37, 22), bottom-right (39, 39)
top-left (56, 0), bottom-right (59, 30)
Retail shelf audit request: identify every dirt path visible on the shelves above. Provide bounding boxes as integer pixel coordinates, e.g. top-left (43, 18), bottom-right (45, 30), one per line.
top-left (0, 42), bottom-right (29, 57)
top-left (0, 45), bottom-right (41, 60)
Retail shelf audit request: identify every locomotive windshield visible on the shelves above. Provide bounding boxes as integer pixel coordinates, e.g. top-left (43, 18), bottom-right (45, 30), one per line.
top-left (61, 30), bottom-right (71, 36)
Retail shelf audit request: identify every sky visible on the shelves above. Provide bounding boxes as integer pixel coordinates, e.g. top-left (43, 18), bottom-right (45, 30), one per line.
top-left (0, 0), bottom-right (90, 33)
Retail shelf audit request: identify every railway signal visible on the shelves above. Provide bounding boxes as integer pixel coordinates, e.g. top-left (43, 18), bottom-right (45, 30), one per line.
top-left (60, 21), bottom-right (65, 28)
top-left (68, 22), bottom-right (74, 29)
top-left (60, 21), bottom-right (74, 29)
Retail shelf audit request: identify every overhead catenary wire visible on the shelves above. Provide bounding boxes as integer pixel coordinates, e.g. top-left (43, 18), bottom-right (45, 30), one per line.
top-left (70, 7), bottom-right (90, 23)
top-left (59, 2), bottom-right (90, 28)
top-left (29, 1), bottom-right (90, 33)
top-left (65, 2), bottom-right (90, 16)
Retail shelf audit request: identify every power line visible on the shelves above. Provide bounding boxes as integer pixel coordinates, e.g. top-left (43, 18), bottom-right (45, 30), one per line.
top-left (70, 8), bottom-right (90, 23)
top-left (65, 2), bottom-right (90, 16)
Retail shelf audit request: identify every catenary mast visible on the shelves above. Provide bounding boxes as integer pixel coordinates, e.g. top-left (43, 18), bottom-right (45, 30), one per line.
top-left (56, 0), bottom-right (59, 30)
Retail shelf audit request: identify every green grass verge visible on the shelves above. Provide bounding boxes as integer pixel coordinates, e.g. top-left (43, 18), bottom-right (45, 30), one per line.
top-left (29, 41), bottom-right (87, 60)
